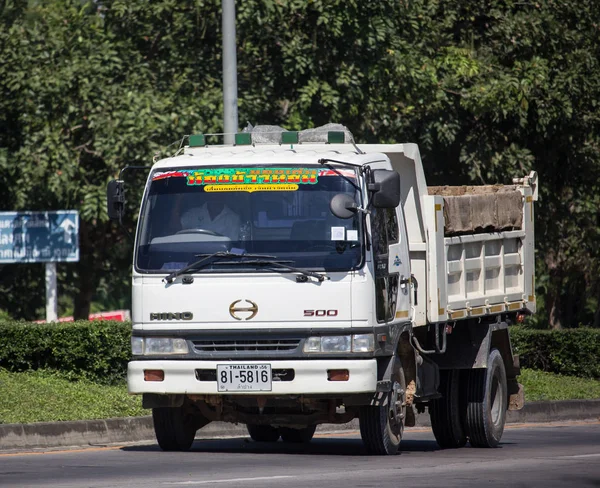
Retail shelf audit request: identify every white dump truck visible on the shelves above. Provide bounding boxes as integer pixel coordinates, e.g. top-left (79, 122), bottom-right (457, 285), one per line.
top-left (107, 125), bottom-right (537, 455)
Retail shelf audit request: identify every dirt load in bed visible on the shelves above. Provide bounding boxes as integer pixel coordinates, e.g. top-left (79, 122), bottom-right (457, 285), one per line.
top-left (427, 185), bottom-right (523, 236)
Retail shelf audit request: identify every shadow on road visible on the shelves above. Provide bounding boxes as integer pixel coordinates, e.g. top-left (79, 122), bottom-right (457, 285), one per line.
top-left (121, 436), bottom-right (441, 456)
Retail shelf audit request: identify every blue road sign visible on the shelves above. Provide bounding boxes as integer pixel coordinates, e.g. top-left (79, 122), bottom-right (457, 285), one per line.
top-left (0, 211), bottom-right (79, 263)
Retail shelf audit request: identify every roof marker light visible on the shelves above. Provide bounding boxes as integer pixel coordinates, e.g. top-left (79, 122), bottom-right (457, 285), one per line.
top-left (327, 131), bottom-right (345, 144)
top-left (281, 131), bottom-right (299, 144)
top-left (188, 134), bottom-right (206, 147)
top-left (234, 133), bottom-right (252, 146)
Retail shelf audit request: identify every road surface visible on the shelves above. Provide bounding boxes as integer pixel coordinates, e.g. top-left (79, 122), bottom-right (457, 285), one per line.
top-left (1, 421), bottom-right (598, 487)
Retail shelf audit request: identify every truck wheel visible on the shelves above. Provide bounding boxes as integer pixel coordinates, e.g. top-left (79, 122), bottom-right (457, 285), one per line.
top-left (359, 361), bottom-right (406, 455)
top-left (247, 424), bottom-right (280, 442)
top-left (280, 425), bottom-right (317, 443)
top-left (465, 348), bottom-right (508, 448)
top-left (152, 406), bottom-right (197, 451)
top-left (429, 369), bottom-right (467, 448)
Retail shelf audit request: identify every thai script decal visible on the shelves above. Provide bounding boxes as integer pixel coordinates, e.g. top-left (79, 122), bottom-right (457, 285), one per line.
top-left (151, 167), bottom-right (356, 192)
top-left (186, 167), bottom-right (318, 186)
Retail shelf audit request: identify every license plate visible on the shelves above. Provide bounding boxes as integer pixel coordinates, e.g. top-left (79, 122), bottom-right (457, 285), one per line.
top-left (216, 364), bottom-right (272, 392)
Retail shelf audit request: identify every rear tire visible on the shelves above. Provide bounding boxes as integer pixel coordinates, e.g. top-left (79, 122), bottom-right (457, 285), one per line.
top-left (430, 369), bottom-right (467, 449)
top-left (465, 349), bottom-right (508, 448)
top-left (359, 360), bottom-right (406, 455)
top-left (280, 425), bottom-right (317, 443)
top-left (247, 424), bottom-right (280, 442)
top-left (152, 406), bottom-right (198, 451)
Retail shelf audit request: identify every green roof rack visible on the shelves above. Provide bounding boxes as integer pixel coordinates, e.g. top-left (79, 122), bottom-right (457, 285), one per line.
top-left (188, 134), bottom-right (206, 147)
top-left (327, 131), bottom-right (345, 144)
top-left (234, 133), bottom-right (253, 146)
top-left (281, 131), bottom-right (299, 144)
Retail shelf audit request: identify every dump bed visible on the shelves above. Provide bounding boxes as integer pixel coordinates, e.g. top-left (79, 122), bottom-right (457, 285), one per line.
top-left (424, 180), bottom-right (536, 325)
top-left (365, 144), bottom-right (538, 327)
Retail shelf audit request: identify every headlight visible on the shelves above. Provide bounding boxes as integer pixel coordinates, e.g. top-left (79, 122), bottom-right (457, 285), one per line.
top-left (352, 334), bottom-right (375, 352)
top-left (303, 334), bottom-right (374, 353)
top-left (131, 337), bottom-right (144, 355)
top-left (321, 336), bottom-right (352, 353)
top-left (131, 337), bottom-right (189, 355)
top-left (304, 337), bottom-right (322, 353)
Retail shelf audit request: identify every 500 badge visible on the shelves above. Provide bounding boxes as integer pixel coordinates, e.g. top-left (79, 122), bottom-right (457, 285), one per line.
top-left (304, 309), bottom-right (338, 317)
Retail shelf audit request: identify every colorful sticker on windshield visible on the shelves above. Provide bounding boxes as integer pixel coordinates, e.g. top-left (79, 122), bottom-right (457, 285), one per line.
top-left (204, 184), bottom-right (299, 193)
top-left (154, 167), bottom-right (317, 189)
top-left (187, 168), bottom-right (318, 186)
top-left (317, 169), bottom-right (357, 178)
top-left (152, 167), bottom-right (355, 191)
top-left (152, 170), bottom-right (189, 181)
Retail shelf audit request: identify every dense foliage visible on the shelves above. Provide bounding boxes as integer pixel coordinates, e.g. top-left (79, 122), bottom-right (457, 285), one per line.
top-left (511, 327), bottom-right (600, 379)
top-left (1, 0), bottom-right (599, 327)
top-left (0, 320), bottom-right (131, 384)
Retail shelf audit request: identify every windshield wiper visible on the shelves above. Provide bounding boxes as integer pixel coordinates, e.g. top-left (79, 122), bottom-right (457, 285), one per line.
top-left (214, 258), bottom-right (329, 282)
top-left (163, 250), bottom-right (277, 284)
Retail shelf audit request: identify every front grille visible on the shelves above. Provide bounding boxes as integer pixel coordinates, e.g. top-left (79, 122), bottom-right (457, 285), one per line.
top-left (192, 339), bottom-right (301, 353)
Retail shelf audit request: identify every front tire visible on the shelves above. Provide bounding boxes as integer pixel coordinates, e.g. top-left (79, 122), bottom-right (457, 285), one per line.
top-left (465, 348), bottom-right (508, 448)
top-left (359, 360), bottom-right (406, 455)
top-left (280, 425), bottom-right (317, 443)
top-left (152, 406), bottom-right (198, 452)
top-left (247, 424), bottom-right (280, 442)
top-left (430, 369), bottom-right (467, 448)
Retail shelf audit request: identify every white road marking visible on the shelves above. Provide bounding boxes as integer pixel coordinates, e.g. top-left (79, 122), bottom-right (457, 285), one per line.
top-left (164, 475), bottom-right (294, 485)
top-left (558, 453), bottom-right (600, 459)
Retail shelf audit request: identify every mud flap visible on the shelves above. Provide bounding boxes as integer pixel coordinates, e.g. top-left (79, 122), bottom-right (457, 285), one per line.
top-left (415, 354), bottom-right (441, 401)
top-left (508, 381), bottom-right (525, 411)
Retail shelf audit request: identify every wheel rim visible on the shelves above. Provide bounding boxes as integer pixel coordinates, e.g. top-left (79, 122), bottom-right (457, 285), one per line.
top-left (388, 380), bottom-right (406, 442)
top-left (490, 372), bottom-right (503, 426)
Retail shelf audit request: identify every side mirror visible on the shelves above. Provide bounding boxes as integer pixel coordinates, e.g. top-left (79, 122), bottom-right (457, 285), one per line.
top-left (330, 193), bottom-right (358, 219)
top-left (369, 169), bottom-right (400, 209)
top-left (107, 179), bottom-right (125, 221)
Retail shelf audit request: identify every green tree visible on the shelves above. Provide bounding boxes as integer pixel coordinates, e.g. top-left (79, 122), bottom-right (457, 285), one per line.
top-left (1, 0), bottom-right (599, 328)
top-left (0, 0), bottom-right (220, 318)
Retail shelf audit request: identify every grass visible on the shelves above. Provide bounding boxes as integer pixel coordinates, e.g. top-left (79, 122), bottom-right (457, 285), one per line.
top-left (519, 368), bottom-right (600, 402)
top-left (0, 367), bottom-right (599, 424)
top-left (0, 368), bottom-right (144, 424)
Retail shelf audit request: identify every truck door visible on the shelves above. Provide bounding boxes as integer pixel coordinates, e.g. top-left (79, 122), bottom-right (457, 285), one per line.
top-left (370, 206), bottom-right (412, 323)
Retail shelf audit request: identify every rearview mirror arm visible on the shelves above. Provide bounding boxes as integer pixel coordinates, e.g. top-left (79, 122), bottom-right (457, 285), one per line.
top-left (119, 209), bottom-right (134, 243)
top-left (317, 158), bottom-right (387, 175)
top-left (118, 165), bottom-right (153, 180)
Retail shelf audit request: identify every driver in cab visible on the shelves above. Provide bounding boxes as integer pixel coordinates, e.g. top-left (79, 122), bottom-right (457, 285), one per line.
top-left (179, 193), bottom-right (241, 241)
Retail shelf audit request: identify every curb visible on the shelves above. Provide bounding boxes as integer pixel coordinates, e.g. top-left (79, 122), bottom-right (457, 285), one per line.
top-left (1, 399), bottom-right (599, 452)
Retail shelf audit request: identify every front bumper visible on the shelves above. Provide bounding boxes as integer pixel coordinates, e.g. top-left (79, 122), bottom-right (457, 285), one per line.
top-left (128, 359), bottom-right (377, 395)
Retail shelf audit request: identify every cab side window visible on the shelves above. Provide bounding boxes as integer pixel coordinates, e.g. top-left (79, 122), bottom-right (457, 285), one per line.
top-left (371, 208), bottom-right (399, 322)
top-left (385, 208), bottom-right (399, 244)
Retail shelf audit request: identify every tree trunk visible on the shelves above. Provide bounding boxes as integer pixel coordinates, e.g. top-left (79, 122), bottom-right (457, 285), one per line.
top-left (594, 291), bottom-right (600, 329)
top-left (544, 256), bottom-right (564, 330)
top-left (548, 303), bottom-right (562, 329)
top-left (547, 287), bottom-right (563, 330)
top-left (73, 280), bottom-right (94, 320)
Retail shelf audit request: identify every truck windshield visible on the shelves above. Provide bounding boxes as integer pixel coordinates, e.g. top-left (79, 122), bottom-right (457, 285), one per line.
top-left (135, 165), bottom-right (364, 273)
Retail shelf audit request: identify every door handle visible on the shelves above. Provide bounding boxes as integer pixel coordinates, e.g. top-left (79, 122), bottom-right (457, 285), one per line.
top-left (410, 274), bottom-right (418, 306)
top-left (400, 275), bottom-right (419, 306)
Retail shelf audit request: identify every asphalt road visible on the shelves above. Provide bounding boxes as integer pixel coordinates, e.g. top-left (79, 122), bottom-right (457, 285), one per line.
top-left (1, 421), bottom-right (599, 488)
